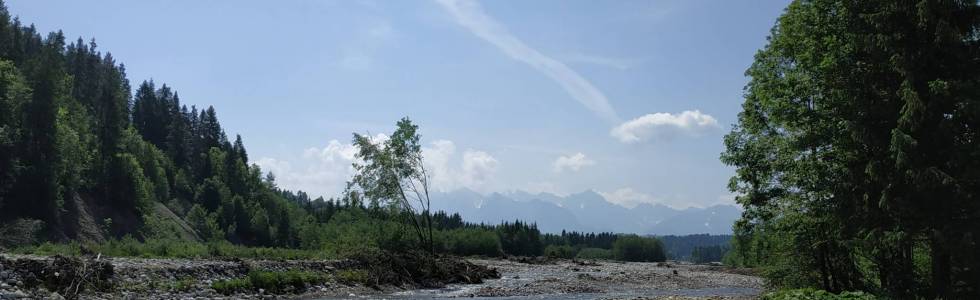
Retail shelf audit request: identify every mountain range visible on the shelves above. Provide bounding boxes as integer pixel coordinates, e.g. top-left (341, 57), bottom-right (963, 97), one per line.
top-left (428, 189), bottom-right (741, 235)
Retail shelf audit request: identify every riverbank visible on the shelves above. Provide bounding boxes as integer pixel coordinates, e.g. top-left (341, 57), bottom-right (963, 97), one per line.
top-left (0, 253), bottom-right (762, 299)
top-left (0, 252), bottom-right (497, 299)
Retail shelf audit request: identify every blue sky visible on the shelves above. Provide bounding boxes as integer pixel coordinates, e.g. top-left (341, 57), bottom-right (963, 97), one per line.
top-left (8, 0), bottom-right (790, 208)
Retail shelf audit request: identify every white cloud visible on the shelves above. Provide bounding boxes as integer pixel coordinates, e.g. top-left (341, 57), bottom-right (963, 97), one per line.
top-left (258, 137), bottom-right (499, 199)
top-left (611, 110), bottom-right (720, 143)
top-left (599, 187), bottom-right (661, 209)
top-left (460, 150), bottom-right (499, 190)
top-left (435, 0), bottom-right (620, 123)
top-left (423, 139), bottom-right (458, 191)
top-left (422, 140), bottom-right (500, 193)
top-left (255, 133), bottom-right (388, 197)
top-left (552, 152), bottom-right (596, 172)
top-left (254, 149), bottom-right (355, 201)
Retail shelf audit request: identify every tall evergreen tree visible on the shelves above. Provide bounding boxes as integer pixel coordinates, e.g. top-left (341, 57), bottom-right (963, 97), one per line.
top-left (722, 0), bottom-right (980, 297)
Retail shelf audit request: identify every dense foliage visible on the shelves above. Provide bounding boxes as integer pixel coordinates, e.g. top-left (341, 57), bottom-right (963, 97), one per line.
top-left (611, 235), bottom-right (666, 262)
top-left (761, 289), bottom-right (879, 300)
top-left (690, 245), bottom-right (728, 264)
top-left (722, 0), bottom-right (980, 298)
top-left (659, 234), bottom-right (732, 261)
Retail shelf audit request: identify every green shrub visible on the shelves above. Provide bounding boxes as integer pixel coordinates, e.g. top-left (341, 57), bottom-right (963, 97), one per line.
top-left (212, 270), bottom-right (328, 295)
top-left (211, 278), bottom-right (251, 295)
top-left (439, 228), bottom-right (502, 257)
top-left (761, 288), bottom-right (879, 300)
top-left (575, 247), bottom-right (613, 260)
top-left (171, 277), bottom-right (195, 292)
top-left (336, 269), bottom-right (370, 285)
top-left (612, 235), bottom-right (666, 262)
top-left (246, 270), bottom-right (327, 293)
top-left (543, 245), bottom-right (576, 259)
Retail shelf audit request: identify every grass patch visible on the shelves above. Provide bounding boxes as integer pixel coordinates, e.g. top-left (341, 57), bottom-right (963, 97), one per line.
top-left (211, 270), bottom-right (329, 295)
top-left (12, 238), bottom-right (333, 260)
top-left (212, 278), bottom-right (251, 295)
top-left (170, 277), bottom-right (195, 292)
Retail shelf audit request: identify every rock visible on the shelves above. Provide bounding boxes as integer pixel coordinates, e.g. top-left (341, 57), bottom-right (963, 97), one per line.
top-left (1, 290), bottom-right (28, 299)
top-left (48, 292), bottom-right (66, 300)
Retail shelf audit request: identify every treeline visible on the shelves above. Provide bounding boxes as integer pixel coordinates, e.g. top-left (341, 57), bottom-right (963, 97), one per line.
top-left (691, 245), bottom-right (728, 264)
top-left (659, 234), bottom-right (731, 261)
top-left (722, 0), bottom-right (980, 299)
top-left (537, 231), bottom-right (666, 262)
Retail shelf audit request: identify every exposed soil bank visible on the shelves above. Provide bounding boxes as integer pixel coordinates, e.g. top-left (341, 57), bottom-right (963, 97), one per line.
top-left (0, 252), bottom-right (498, 299)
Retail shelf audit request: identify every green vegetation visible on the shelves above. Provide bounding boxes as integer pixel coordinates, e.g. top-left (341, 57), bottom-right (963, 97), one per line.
top-left (12, 238), bottom-right (331, 260)
top-left (574, 248), bottom-right (614, 260)
top-left (211, 270), bottom-right (329, 295)
top-left (335, 269), bottom-right (370, 285)
top-left (658, 234), bottom-right (732, 261)
top-left (722, 0), bottom-right (980, 298)
top-left (210, 278), bottom-right (251, 295)
top-left (543, 245), bottom-right (575, 259)
top-left (170, 277), bottom-right (195, 293)
top-left (690, 245), bottom-right (729, 264)
top-left (539, 230), bottom-right (664, 261)
top-left (612, 235), bottom-right (666, 262)
top-left (437, 228), bottom-right (501, 257)
top-left (761, 289), bottom-right (879, 300)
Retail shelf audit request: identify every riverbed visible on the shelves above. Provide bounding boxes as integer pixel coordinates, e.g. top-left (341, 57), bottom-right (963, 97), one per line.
top-left (333, 259), bottom-right (763, 299)
top-left (0, 253), bottom-right (763, 299)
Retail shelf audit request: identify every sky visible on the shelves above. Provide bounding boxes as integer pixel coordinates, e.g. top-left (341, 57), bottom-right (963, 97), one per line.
top-left (7, 0), bottom-right (791, 209)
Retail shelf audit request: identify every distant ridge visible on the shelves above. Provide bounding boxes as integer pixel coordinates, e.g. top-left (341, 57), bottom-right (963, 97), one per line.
top-left (429, 189), bottom-right (740, 235)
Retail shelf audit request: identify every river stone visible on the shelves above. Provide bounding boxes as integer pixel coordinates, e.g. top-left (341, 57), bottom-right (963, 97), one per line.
top-left (1, 290), bottom-right (27, 299)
